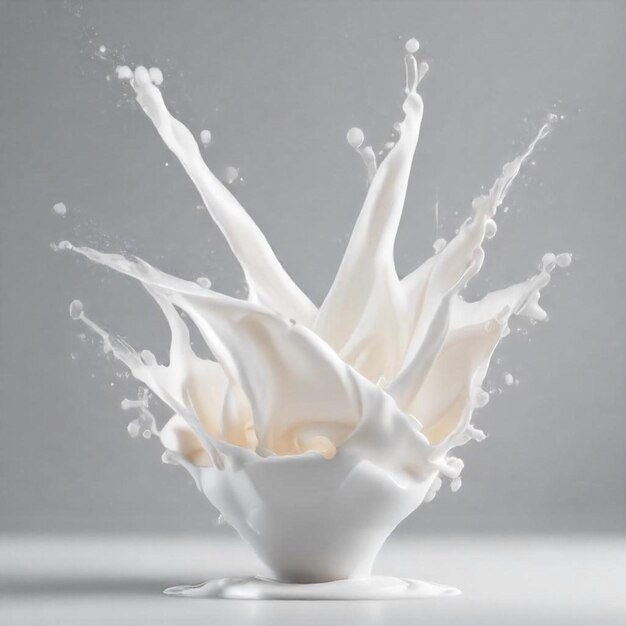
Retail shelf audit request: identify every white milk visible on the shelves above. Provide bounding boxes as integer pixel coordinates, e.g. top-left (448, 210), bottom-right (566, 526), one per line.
top-left (62, 40), bottom-right (570, 599)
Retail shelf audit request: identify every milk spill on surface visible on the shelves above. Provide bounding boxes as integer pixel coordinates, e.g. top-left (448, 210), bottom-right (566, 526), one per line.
top-left (163, 575), bottom-right (460, 600)
top-left (60, 39), bottom-right (571, 599)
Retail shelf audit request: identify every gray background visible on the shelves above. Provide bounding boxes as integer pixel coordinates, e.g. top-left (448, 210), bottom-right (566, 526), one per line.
top-left (1, 0), bottom-right (624, 535)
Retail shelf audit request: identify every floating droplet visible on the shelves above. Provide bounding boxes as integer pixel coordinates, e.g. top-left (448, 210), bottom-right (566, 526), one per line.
top-left (99, 45), bottom-right (106, 54)
top-left (200, 129), bottom-right (212, 145)
top-left (555, 252), bottom-right (572, 268)
top-left (405, 38), bottom-right (420, 54)
top-left (450, 477), bottom-right (462, 492)
top-left (224, 166), bottom-right (239, 184)
top-left (504, 372), bottom-right (514, 386)
top-left (69, 299), bottom-right (83, 320)
top-left (346, 127), bottom-right (364, 149)
top-left (53, 202), bottom-right (67, 216)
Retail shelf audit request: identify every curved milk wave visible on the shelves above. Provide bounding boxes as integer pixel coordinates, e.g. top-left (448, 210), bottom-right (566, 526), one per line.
top-left (62, 39), bottom-right (571, 598)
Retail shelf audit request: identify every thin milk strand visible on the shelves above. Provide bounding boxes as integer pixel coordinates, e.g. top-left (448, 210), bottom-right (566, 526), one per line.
top-left (117, 65), bottom-right (316, 324)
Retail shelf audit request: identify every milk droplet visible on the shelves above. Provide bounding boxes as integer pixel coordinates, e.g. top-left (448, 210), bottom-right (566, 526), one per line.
top-left (346, 127), bottom-right (365, 149)
top-left (115, 65), bottom-right (133, 81)
top-left (127, 420), bottom-right (140, 437)
top-left (450, 477), bottom-right (462, 492)
top-left (433, 238), bottom-right (447, 253)
top-left (200, 129), bottom-right (212, 145)
top-left (484, 219), bottom-right (497, 239)
top-left (405, 38), bottom-right (420, 54)
top-left (99, 45), bottom-right (106, 54)
top-left (196, 276), bottom-right (212, 288)
top-left (53, 202), bottom-right (67, 216)
top-left (69, 299), bottom-right (83, 320)
top-left (149, 67), bottom-right (164, 86)
top-left (142, 429), bottom-right (152, 439)
top-left (504, 372), bottom-right (514, 386)
top-left (224, 166), bottom-right (239, 184)
top-left (555, 252), bottom-right (572, 268)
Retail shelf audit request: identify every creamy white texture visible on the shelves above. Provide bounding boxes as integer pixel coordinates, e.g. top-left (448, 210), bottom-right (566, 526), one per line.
top-left (62, 42), bottom-right (569, 598)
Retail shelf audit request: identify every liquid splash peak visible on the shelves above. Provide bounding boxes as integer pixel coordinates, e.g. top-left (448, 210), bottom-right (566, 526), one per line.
top-left (61, 39), bottom-right (570, 599)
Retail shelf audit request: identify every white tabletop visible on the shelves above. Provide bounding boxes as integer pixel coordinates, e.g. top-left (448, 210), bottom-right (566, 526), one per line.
top-left (2, 533), bottom-right (625, 625)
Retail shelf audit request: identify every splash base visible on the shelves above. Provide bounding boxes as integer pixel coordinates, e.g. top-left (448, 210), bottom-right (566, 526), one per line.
top-left (163, 575), bottom-right (460, 600)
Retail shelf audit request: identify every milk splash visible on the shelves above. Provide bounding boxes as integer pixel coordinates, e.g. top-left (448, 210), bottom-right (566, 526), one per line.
top-left (61, 39), bottom-right (570, 599)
